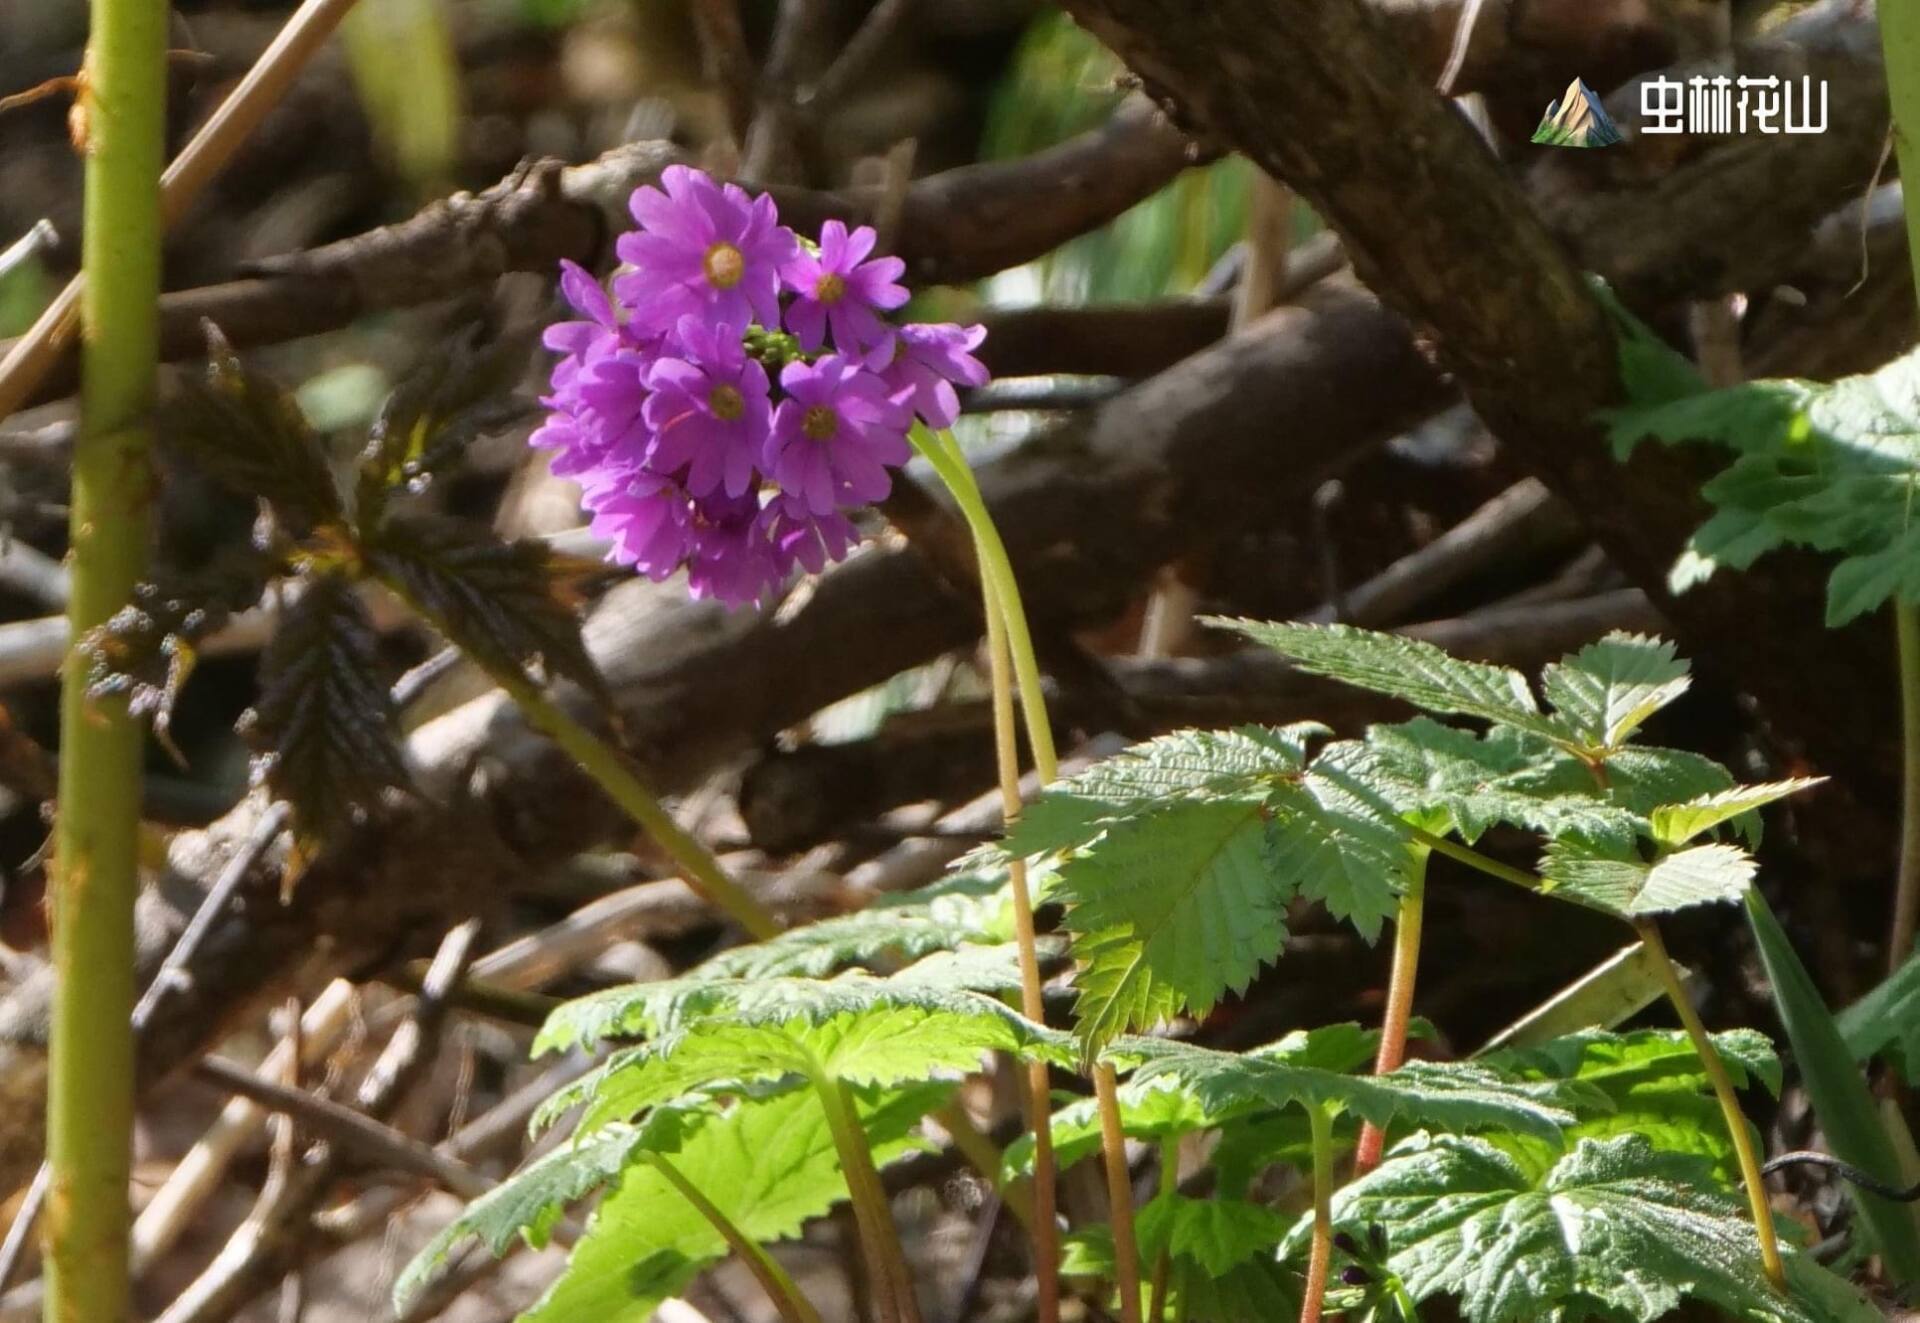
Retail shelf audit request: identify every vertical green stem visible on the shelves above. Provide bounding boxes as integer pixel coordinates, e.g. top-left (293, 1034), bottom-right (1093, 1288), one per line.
top-left (811, 1068), bottom-right (920, 1323)
top-left (911, 427), bottom-right (1146, 1319)
top-left (980, 572), bottom-right (1061, 1320)
top-left (1146, 1139), bottom-right (1178, 1322)
top-left (1892, 601), bottom-right (1920, 975)
top-left (643, 1152), bottom-right (823, 1323)
top-left (371, 576), bottom-right (779, 941)
top-left (1354, 847), bottom-right (1429, 1174)
top-left (1635, 918), bottom-right (1786, 1291)
top-left (1298, 1104), bottom-right (1336, 1323)
top-left (47, 0), bottom-right (169, 1318)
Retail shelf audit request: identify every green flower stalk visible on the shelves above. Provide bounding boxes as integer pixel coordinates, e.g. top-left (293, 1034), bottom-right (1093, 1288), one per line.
top-left (47, 0), bottom-right (169, 1315)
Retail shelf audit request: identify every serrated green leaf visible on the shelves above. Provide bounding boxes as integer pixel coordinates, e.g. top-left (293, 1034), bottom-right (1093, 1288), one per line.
top-left (1541, 839), bottom-right (1755, 918)
top-left (1003, 724), bottom-right (1321, 857)
top-left (1138, 1193), bottom-right (1294, 1278)
top-left (523, 1083), bottom-right (942, 1323)
top-left (242, 573), bottom-right (414, 863)
top-left (691, 871), bottom-right (1018, 980)
top-left (1269, 755), bottom-right (1413, 941)
top-left (1837, 948), bottom-right (1920, 1085)
top-left (1004, 1024), bottom-right (1379, 1179)
top-left (394, 1104), bottom-right (699, 1307)
top-left (1540, 633), bottom-right (1691, 752)
top-left (1609, 335), bottom-right (1920, 624)
top-left (1055, 795), bottom-right (1293, 1050)
top-left (366, 515), bottom-right (607, 701)
top-left (1332, 721), bottom-right (1639, 848)
top-left (1111, 1036), bottom-right (1587, 1142)
top-left (1308, 1133), bottom-right (1877, 1323)
top-left (160, 327), bottom-right (343, 526)
top-left (1482, 1028), bottom-right (1780, 1183)
top-left (1208, 620), bottom-right (1568, 743)
top-left (1650, 779), bottom-right (1823, 848)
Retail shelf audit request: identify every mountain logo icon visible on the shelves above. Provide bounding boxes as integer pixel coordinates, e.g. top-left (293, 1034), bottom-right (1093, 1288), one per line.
top-left (1530, 77), bottom-right (1624, 148)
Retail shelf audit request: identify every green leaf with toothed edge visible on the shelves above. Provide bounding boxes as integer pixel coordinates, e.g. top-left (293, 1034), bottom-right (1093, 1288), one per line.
top-left (1290, 1133), bottom-right (1879, 1323)
top-left (1208, 618), bottom-right (1568, 743)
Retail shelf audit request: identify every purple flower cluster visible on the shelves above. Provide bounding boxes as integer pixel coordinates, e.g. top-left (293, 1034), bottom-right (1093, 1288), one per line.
top-left (533, 167), bottom-right (989, 607)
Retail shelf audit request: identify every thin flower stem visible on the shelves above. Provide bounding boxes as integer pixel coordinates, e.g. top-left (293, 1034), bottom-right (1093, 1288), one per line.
top-left (1354, 846), bottom-right (1429, 1174)
top-left (374, 575), bottom-right (780, 940)
top-left (1403, 825), bottom-right (1545, 896)
top-left (911, 426), bottom-right (1145, 1319)
top-left (923, 428), bottom-right (1058, 779)
top-left (644, 1151), bottom-right (824, 1323)
top-left (811, 1067), bottom-right (921, 1323)
top-left (981, 570), bottom-right (1062, 1321)
top-left (46, 0), bottom-right (169, 1311)
top-left (1094, 1062), bottom-right (1145, 1323)
top-left (1299, 1104), bottom-right (1337, 1323)
top-left (1635, 917), bottom-right (1787, 1291)
top-left (1892, 600), bottom-right (1920, 975)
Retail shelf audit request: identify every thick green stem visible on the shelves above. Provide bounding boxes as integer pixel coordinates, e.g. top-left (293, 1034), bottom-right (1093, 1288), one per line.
top-left (373, 575), bottom-right (779, 940)
top-left (981, 572), bottom-right (1061, 1320)
top-left (643, 1152), bottom-right (823, 1323)
top-left (1635, 919), bottom-right (1786, 1291)
top-left (1893, 601), bottom-right (1920, 975)
top-left (811, 1069), bottom-right (920, 1323)
top-left (1299, 1104), bottom-right (1336, 1323)
top-left (47, 0), bottom-right (169, 1318)
top-left (1354, 847), bottom-right (1429, 1174)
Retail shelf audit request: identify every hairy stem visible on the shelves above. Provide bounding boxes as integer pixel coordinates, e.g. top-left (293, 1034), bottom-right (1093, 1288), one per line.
top-left (1893, 600), bottom-right (1920, 975)
top-left (1635, 918), bottom-right (1786, 1291)
top-left (46, 0), bottom-right (169, 1313)
top-left (1354, 846), bottom-right (1429, 1174)
top-left (644, 1152), bottom-right (823, 1323)
top-left (981, 571), bottom-right (1061, 1319)
top-left (811, 1069), bottom-right (920, 1323)
top-left (1299, 1104), bottom-right (1336, 1323)
top-left (1093, 1062), bottom-right (1145, 1323)
top-left (372, 578), bottom-right (779, 940)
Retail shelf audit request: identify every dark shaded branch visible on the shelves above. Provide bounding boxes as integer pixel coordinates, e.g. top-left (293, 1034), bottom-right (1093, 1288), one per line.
top-left (2, 103), bottom-right (1197, 411)
top-left (1052, 0), bottom-right (1897, 786)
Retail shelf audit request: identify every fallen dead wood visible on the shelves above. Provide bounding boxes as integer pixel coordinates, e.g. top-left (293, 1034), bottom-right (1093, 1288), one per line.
top-left (0, 4), bottom-right (1896, 1209)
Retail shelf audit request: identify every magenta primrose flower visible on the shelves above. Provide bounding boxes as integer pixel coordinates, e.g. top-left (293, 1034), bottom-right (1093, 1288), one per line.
top-left (614, 167), bottom-right (795, 336)
top-left (780, 220), bottom-right (910, 356)
top-left (766, 355), bottom-right (912, 516)
top-left (643, 316), bottom-right (771, 499)
top-left (534, 168), bottom-right (989, 607)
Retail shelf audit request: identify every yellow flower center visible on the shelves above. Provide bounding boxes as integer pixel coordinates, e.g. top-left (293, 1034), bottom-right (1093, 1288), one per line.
top-left (803, 405), bottom-right (839, 441)
top-left (703, 242), bottom-right (746, 290)
top-left (815, 273), bottom-right (846, 305)
top-left (709, 384), bottom-right (744, 421)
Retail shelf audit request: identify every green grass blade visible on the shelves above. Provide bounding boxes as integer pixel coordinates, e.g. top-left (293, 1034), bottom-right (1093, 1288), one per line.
top-left (1745, 891), bottom-right (1920, 1286)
